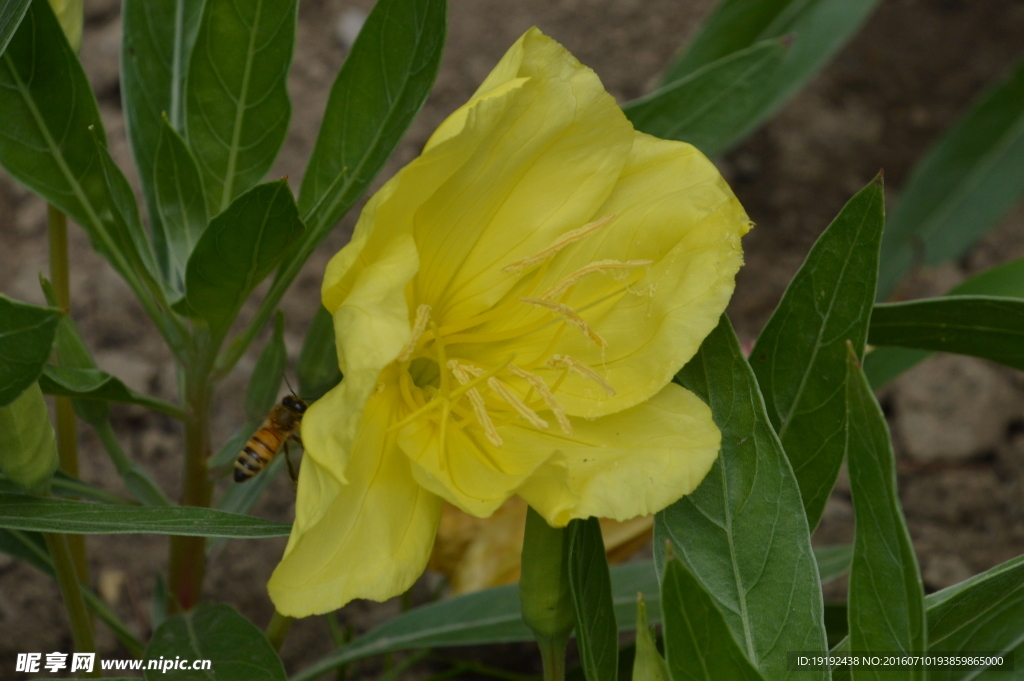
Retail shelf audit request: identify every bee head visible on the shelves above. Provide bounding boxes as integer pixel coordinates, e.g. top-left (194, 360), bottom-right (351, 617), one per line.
top-left (283, 395), bottom-right (308, 413)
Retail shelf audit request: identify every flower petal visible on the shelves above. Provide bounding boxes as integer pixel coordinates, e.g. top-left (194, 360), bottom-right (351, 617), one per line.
top-left (512, 381), bottom-right (720, 527)
top-left (302, 233), bottom-right (419, 488)
top-left (268, 391), bottom-right (442, 617)
top-left (395, 409), bottom-right (552, 519)
top-left (469, 132), bottom-right (749, 418)
top-left (411, 29), bottom-right (634, 324)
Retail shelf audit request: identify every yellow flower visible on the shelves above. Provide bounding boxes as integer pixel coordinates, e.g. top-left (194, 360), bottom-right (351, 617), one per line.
top-left (268, 28), bottom-right (750, 617)
top-left (429, 499), bottom-right (654, 594)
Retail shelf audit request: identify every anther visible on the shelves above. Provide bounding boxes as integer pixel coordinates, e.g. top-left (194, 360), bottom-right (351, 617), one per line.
top-left (397, 304), bottom-right (431, 362)
top-left (448, 361), bottom-right (503, 446)
top-left (540, 259), bottom-right (653, 301)
top-left (519, 297), bottom-right (608, 348)
top-left (510, 364), bottom-right (572, 434)
top-left (547, 355), bottom-right (616, 396)
top-left (502, 215), bottom-right (615, 274)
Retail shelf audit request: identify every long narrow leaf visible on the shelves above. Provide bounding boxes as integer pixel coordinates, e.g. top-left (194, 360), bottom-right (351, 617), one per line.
top-left (0, 0), bottom-right (30, 56)
top-left (845, 344), bottom-right (926, 676)
top-left (39, 365), bottom-right (186, 420)
top-left (660, 0), bottom-right (879, 152)
top-left (624, 39), bottom-right (786, 157)
top-left (868, 296), bottom-right (1024, 371)
top-left (878, 55), bottom-right (1024, 298)
top-left (865, 256), bottom-right (1024, 388)
top-left (121, 0), bottom-right (204, 278)
top-left (0, 493), bottom-right (291, 537)
top-left (567, 517), bottom-right (618, 681)
top-left (657, 315), bottom-right (828, 680)
top-left (186, 0), bottom-right (297, 215)
top-left (750, 176), bottom-right (884, 528)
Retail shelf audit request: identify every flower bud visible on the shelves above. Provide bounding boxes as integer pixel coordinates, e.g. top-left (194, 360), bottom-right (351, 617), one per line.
top-left (519, 506), bottom-right (574, 641)
top-left (0, 383), bottom-right (58, 495)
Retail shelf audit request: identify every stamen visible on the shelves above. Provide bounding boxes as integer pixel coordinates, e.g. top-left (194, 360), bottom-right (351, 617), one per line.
top-left (502, 215), bottom-right (615, 274)
top-left (510, 364), bottom-right (572, 434)
top-left (547, 354), bottom-right (616, 396)
top-left (397, 304), bottom-right (431, 362)
top-left (520, 297), bottom-right (608, 348)
top-left (488, 377), bottom-right (548, 429)
top-left (540, 259), bottom-right (653, 301)
top-left (448, 361), bottom-right (503, 446)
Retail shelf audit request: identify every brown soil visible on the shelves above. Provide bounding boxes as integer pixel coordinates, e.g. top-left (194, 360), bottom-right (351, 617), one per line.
top-left (2, 0), bottom-right (1024, 678)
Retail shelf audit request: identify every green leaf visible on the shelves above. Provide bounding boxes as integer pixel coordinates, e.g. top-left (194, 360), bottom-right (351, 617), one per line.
top-left (869, 296), bottom-right (1024, 371)
top-left (296, 0), bottom-right (446, 252)
top-left (0, 294), bottom-right (60, 407)
top-left (208, 420), bottom-right (260, 469)
top-left (625, 39), bottom-right (786, 158)
top-left (186, 0), bottom-right (297, 215)
top-left (568, 517), bottom-right (618, 681)
top-left (657, 315), bottom-right (828, 680)
top-left (214, 453), bottom-right (285, 517)
top-left (146, 603), bottom-right (286, 681)
top-left (878, 55), bottom-right (1024, 299)
top-left (0, 383), bottom-right (58, 495)
top-left (38, 364), bottom-right (186, 420)
top-left (661, 0), bottom-right (879, 151)
top-left (925, 553), bottom-right (1024, 681)
top-left (121, 0), bottom-right (204, 277)
top-left (296, 305), bottom-right (342, 402)
top-left (815, 544), bottom-right (853, 585)
top-left (153, 116), bottom-right (208, 288)
top-left (245, 311), bottom-right (287, 421)
top-left (845, 344), bottom-right (926, 672)
top-left (750, 176), bottom-right (884, 528)
top-left (0, 2), bottom-right (170, 326)
top-left (661, 557), bottom-right (767, 681)
top-left (865, 256), bottom-right (1024, 389)
top-left (632, 594), bottom-right (670, 681)
top-left (184, 180), bottom-right (304, 340)
top-left (0, 493), bottom-right (291, 537)
top-left (0, 0), bottom-right (30, 56)
top-left (290, 562), bottom-right (659, 681)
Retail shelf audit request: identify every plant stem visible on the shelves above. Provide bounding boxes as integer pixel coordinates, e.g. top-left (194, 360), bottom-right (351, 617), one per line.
top-left (48, 204), bottom-right (90, 584)
top-left (265, 611), bottom-right (293, 651)
top-left (536, 635), bottom-right (568, 681)
top-left (167, 359), bottom-right (214, 610)
top-left (43, 532), bottom-right (101, 677)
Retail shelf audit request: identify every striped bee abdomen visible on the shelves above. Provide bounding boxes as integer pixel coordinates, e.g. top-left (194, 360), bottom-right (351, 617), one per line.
top-left (234, 426), bottom-right (286, 482)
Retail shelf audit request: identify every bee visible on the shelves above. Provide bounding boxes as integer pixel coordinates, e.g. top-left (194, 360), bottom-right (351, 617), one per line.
top-left (234, 394), bottom-right (308, 483)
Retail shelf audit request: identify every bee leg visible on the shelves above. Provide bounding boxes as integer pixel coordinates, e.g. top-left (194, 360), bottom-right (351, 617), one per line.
top-left (284, 441), bottom-right (298, 488)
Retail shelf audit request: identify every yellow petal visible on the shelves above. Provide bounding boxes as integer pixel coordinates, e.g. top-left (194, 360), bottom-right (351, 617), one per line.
top-left (468, 131), bottom-right (749, 418)
top-left (302, 234), bottom-right (419, 488)
top-left (512, 382), bottom-right (720, 527)
top-left (395, 407), bottom-right (553, 518)
top-left (412, 29), bottom-right (634, 325)
top-left (268, 391), bottom-right (442, 617)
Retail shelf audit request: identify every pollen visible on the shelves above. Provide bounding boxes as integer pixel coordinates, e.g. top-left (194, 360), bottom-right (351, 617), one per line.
top-left (502, 214), bottom-right (615, 274)
top-left (547, 354), bottom-right (616, 396)
top-left (397, 304), bottom-right (431, 362)
top-left (539, 259), bottom-right (653, 301)
top-left (519, 297), bottom-right (608, 348)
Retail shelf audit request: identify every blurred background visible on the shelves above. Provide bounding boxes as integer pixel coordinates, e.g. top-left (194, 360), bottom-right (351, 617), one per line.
top-left (2, 0), bottom-right (1024, 676)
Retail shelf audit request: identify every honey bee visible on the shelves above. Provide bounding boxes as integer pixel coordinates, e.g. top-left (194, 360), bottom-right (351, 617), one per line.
top-left (234, 394), bottom-right (308, 483)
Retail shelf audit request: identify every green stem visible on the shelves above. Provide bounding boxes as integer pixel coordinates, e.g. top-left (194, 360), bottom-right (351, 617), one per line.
top-left (48, 204), bottom-right (90, 585)
top-left (43, 532), bottom-right (101, 677)
top-left (167, 353), bottom-right (214, 610)
top-left (265, 611), bottom-right (293, 651)
top-left (537, 636), bottom-right (568, 681)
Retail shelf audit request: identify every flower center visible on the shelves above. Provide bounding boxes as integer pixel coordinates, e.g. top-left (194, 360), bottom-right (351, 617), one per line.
top-left (390, 215), bottom-right (651, 449)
